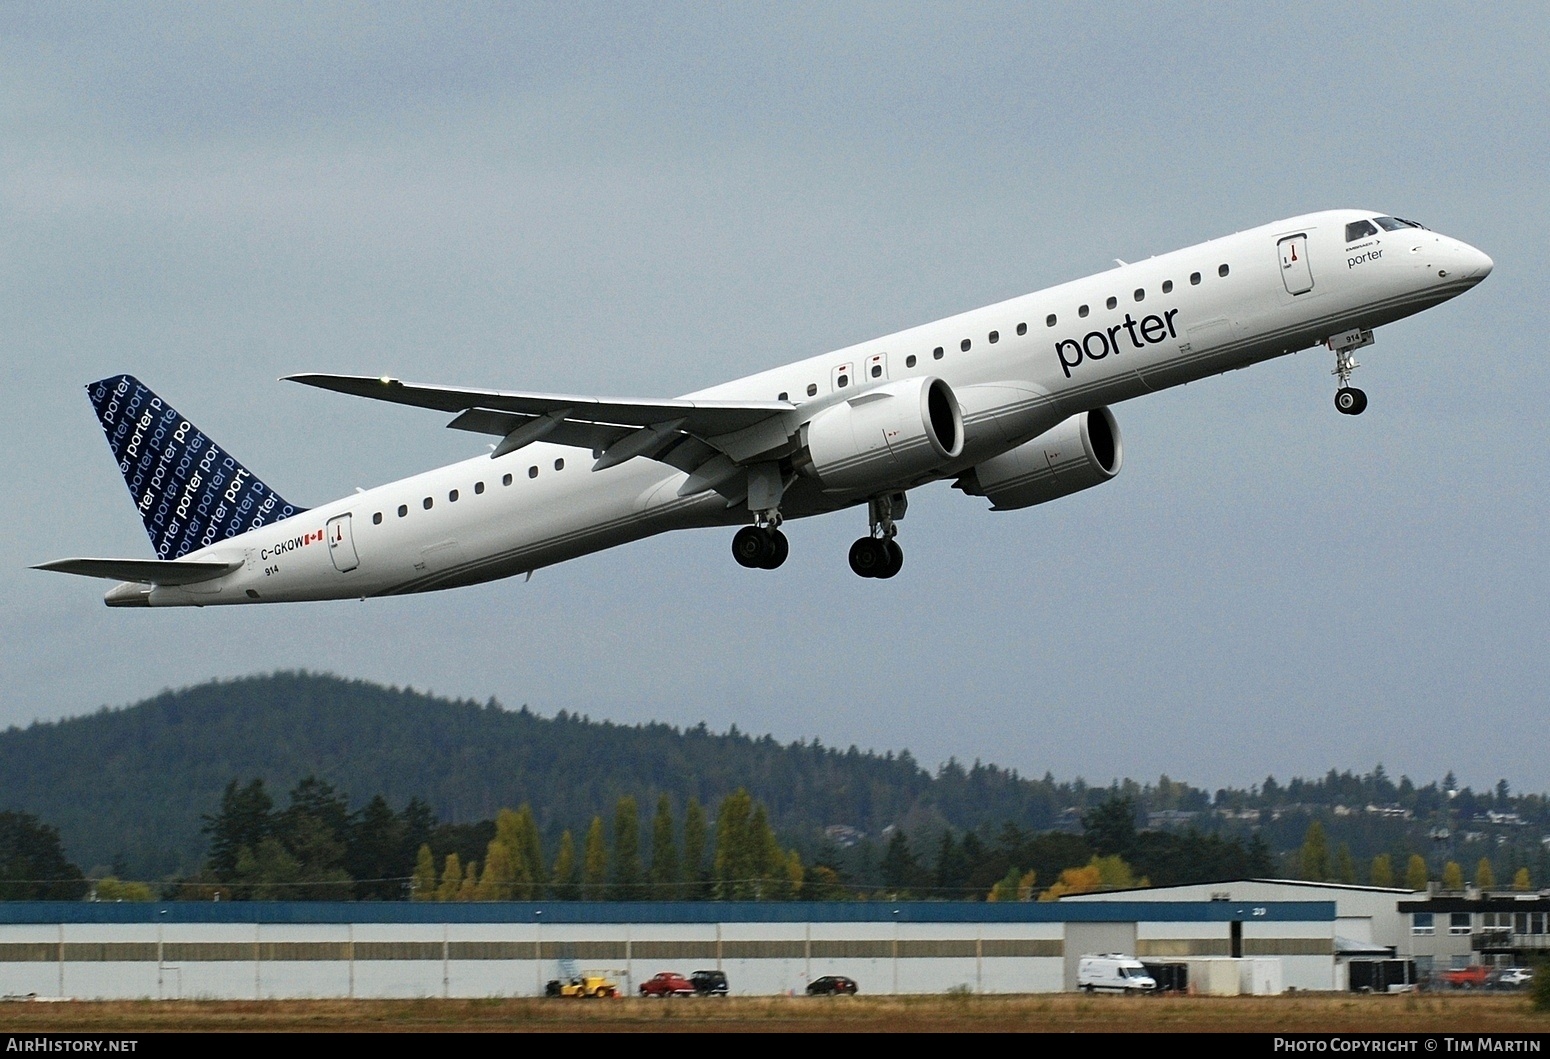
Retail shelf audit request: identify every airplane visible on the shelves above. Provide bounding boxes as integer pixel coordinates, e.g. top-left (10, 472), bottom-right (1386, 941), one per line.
top-left (37, 209), bottom-right (1492, 607)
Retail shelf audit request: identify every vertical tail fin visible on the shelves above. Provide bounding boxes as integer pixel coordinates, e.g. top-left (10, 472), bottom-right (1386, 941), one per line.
top-left (87, 375), bottom-right (307, 559)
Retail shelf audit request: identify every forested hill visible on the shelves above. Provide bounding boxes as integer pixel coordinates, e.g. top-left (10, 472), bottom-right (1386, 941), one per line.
top-left (5, 673), bottom-right (1544, 886)
top-left (0, 672), bottom-right (1071, 879)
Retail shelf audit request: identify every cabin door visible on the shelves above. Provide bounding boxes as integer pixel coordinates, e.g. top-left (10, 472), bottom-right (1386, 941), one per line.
top-left (327, 514), bottom-right (359, 573)
top-left (1279, 234), bottom-right (1313, 295)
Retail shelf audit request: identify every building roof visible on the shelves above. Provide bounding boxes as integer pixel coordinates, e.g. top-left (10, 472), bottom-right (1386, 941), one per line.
top-left (0, 900), bottom-right (1337, 925)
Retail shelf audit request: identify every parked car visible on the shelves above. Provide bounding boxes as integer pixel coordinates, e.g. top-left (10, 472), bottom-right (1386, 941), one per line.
top-left (1494, 967), bottom-right (1534, 989)
top-left (806, 975), bottom-right (858, 996)
top-left (690, 969), bottom-right (729, 996)
top-left (545, 975), bottom-right (619, 998)
top-left (1078, 954), bottom-right (1157, 994)
top-left (1434, 965), bottom-right (1492, 989)
top-left (639, 971), bottom-right (696, 997)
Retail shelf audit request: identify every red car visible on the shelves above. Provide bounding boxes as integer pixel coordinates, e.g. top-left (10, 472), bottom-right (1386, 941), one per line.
top-left (639, 972), bottom-right (696, 997)
top-left (1435, 965), bottom-right (1491, 989)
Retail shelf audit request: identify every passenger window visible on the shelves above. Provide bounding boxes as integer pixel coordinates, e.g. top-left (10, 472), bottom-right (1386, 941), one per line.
top-left (398, 504), bottom-right (408, 517)
top-left (554, 458), bottom-right (564, 471)
top-left (806, 383), bottom-right (818, 396)
top-left (1045, 314), bottom-right (1056, 327)
top-left (960, 338), bottom-right (971, 352)
top-left (837, 372), bottom-right (848, 387)
top-left (933, 347), bottom-right (944, 360)
top-left (528, 466), bottom-right (538, 479)
top-left (778, 391), bottom-right (788, 401)
top-left (1346, 219), bottom-right (1379, 241)
top-left (502, 473), bottom-right (513, 486)
top-left (1218, 263), bottom-right (1230, 277)
top-left (373, 512), bottom-right (382, 525)
top-left (1190, 272), bottom-right (1201, 285)
top-left (1105, 296), bottom-right (1117, 310)
top-left (1016, 322), bottom-right (1027, 336)
top-left (1079, 305), bottom-right (1089, 318)
top-left (422, 497), bottom-right (432, 510)
top-left (870, 363), bottom-right (882, 377)
top-left (475, 481), bottom-right (485, 494)
top-left (1134, 288), bottom-right (1144, 302)
top-left (988, 331), bottom-right (998, 344)
top-left (1162, 280), bottom-right (1173, 294)
top-left (449, 489), bottom-right (459, 502)
top-left (905, 354), bottom-right (917, 368)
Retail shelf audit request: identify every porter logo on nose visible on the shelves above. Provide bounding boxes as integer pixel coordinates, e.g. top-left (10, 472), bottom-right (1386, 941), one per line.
top-left (1056, 308), bottom-right (1181, 378)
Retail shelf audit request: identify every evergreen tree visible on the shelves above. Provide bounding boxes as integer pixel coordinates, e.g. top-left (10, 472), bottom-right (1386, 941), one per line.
top-left (880, 830), bottom-right (928, 895)
top-left (1371, 853), bottom-right (1394, 888)
top-left (1405, 854), bottom-right (1429, 891)
top-left (649, 794), bottom-right (680, 900)
top-left (1082, 795), bottom-right (1138, 859)
top-left (346, 795), bottom-right (407, 900)
top-left (1334, 843), bottom-right (1355, 884)
top-left (551, 830), bottom-right (578, 900)
top-left (0, 812), bottom-right (88, 901)
top-left (1299, 821), bottom-right (1330, 881)
top-left (682, 799), bottom-right (708, 900)
top-left (411, 844), bottom-right (437, 901)
top-left (934, 831), bottom-right (970, 898)
top-left (714, 789), bottom-right (756, 900)
top-left (612, 796), bottom-right (642, 899)
top-left (203, 779), bottom-right (274, 880)
top-left (582, 816), bottom-right (607, 900)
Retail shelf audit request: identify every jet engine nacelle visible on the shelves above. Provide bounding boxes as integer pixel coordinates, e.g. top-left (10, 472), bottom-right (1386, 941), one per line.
top-left (954, 407), bottom-right (1122, 510)
top-left (797, 376), bottom-right (964, 493)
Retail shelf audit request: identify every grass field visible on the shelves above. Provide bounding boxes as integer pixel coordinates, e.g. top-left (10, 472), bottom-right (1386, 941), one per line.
top-left (0, 993), bottom-right (1544, 1033)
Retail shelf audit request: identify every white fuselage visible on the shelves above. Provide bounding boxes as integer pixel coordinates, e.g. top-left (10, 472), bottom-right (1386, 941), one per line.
top-left (136, 210), bottom-right (1491, 605)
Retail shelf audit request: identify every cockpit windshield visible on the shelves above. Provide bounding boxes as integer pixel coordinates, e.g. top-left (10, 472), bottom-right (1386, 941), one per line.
top-left (1345, 219), bottom-right (1379, 241)
top-left (1375, 216), bottom-right (1427, 232)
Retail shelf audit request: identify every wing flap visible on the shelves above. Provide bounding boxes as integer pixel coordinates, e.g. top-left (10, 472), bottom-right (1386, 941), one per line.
top-left (34, 557), bottom-right (240, 586)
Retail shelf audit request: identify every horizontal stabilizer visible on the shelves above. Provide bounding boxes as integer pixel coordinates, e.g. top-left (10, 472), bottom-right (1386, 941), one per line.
top-left (33, 557), bottom-right (239, 586)
top-left (285, 374), bottom-right (792, 438)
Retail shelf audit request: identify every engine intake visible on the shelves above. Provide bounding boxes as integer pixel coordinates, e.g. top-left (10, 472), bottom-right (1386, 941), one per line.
top-left (954, 408), bottom-right (1122, 510)
top-left (797, 377), bottom-right (963, 493)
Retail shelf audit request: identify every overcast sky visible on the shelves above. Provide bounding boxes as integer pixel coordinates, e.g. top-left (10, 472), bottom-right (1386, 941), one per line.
top-left (3, 2), bottom-right (1545, 799)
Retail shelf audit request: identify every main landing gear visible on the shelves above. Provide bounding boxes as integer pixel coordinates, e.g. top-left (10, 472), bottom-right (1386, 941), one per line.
top-left (732, 522), bottom-right (788, 570)
top-left (1328, 328), bottom-right (1374, 416)
top-left (849, 494), bottom-right (905, 580)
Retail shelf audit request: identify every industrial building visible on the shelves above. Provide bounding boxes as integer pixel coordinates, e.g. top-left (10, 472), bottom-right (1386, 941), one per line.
top-left (0, 899), bottom-right (1335, 1000)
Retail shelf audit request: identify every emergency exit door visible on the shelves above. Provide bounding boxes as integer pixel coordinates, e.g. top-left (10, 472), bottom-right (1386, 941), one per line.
top-left (327, 514), bottom-right (359, 573)
top-left (1279, 234), bottom-right (1313, 295)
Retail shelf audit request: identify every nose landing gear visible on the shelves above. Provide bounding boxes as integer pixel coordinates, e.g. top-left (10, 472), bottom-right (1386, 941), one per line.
top-left (1327, 328), bottom-right (1374, 415)
top-left (849, 494), bottom-right (905, 579)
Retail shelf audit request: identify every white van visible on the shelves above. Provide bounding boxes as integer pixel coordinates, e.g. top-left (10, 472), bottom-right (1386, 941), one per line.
top-left (1077, 954), bottom-right (1158, 994)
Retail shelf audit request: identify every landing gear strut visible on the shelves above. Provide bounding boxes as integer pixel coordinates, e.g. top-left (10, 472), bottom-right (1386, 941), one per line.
top-left (732, 462), bottom-right (789, 570)
top-left (849, 494), bottom-right (905, 579)
top-left (1328, 329), bottom-right (1374, 415)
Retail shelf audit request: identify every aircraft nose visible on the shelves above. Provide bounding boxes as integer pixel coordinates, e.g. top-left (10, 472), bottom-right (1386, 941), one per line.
top-left (1462, 243), bottom-right (1493, 281)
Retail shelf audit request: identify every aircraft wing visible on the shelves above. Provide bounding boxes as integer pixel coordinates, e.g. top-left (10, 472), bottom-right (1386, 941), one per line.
top-left (33, 557), bottom-right (240, 585)
top-left (285, 373), bottom-right (798, 470)
top-left (286, 374), bottom-right (790, 435)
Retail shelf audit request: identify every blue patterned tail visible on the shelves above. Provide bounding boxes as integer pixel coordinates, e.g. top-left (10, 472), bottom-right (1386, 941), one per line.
top-left (87, 375), bottom-right (306, 559)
